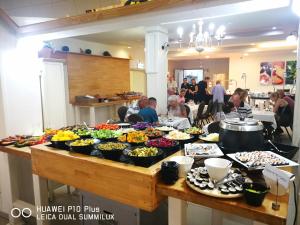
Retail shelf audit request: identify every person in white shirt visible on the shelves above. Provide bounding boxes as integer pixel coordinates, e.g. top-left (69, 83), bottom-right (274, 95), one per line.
top-left (167, 75), bottom-right (178, 95)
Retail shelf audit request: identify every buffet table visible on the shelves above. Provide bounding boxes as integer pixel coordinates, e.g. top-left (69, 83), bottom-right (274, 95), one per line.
top-left (28, 144), bottom-right (290, 225)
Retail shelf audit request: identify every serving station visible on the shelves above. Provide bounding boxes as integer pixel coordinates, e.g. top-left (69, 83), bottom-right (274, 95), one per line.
top-left (0, 120), bottom-right (297, 225)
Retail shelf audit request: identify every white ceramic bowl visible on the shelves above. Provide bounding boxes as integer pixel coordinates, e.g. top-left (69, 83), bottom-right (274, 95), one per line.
top-left (169, 156), bottom-right (194, 178)
top-left (204, 158), bottom-right (232, 181)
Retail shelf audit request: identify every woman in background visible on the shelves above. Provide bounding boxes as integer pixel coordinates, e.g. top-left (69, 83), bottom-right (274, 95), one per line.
top-left (178, 89), bottom-right (186, 104)
top-left (167, 95), bottom-right (187, 118)
top-left (270, 92), bottom-right (293, 134)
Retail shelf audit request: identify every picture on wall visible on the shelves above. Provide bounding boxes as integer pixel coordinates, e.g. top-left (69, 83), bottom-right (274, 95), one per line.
top-left (286, 60), bottom-right (297, 85)
top-left (259, 61), bottom-right (285, 85)
top-left (260, 62), bottom-right (272, 85)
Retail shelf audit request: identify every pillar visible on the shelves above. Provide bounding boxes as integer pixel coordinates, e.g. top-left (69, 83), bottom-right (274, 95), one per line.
top-left (145, 26), bottom-right (168, 115)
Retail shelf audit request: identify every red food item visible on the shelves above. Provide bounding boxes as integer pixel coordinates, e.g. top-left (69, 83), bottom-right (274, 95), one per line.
top-left (147, 138), bottom-right (177, 148)
top-left (95, 123), bottom-right (120, 130)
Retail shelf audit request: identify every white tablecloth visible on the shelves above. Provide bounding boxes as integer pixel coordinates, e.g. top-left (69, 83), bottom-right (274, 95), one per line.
top-left (159, 117), bottom-right (191, 130)
top-left (252, 110), bottom-right (277, 129)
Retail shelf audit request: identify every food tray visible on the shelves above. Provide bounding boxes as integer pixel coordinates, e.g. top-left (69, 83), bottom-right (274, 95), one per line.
top-left (184, 143), bottom-right (224, 158)
top-left (156, 126), bottom-right (175, 132)
top-left (186, 167), bottom-right (250, 198)
top-left (227, 151), bottom-right (299, 170)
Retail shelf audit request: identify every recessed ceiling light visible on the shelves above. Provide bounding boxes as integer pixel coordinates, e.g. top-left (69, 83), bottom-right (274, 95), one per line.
top-left (127, 46), bottom-right (132, 49)
top-left (243, 53), bottom-right (249, 56)
top-left (272, 26), bottom-right (277, 30)
top-left (293, 50), bottom-right (297, 53)
top-left (250, 43), bottom-right (256, 46)
top-left (205, 55), bottom-right (210, 58)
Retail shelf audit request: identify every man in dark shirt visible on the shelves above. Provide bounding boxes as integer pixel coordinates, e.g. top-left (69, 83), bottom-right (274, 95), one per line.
top-left (197, 77), bottom-right (210, 103)
top-left (181, 78), bottom-right (191, 101)
top-left (181, 78), bottom-right (189, 89)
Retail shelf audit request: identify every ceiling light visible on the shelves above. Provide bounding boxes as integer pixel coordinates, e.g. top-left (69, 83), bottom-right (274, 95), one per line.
top-left (208, 23), bottom-right (215, 31)
top-left (272, 26), bottom-right (277, 30)
top-left (293, 50), bottom-right (297, 53)
top-left (292, 0), bottom-right (300, 17)
top-left (243, 53), bottom-right (249, 56)
top-left (205, 55), bottom-right (210, 58)
top-left (127, 46), bottom-right (131, 49)
top-left (250, 43), bottom-right (256, 46)
top-left (177, 27), bottom-right (184, 39)
top-left (286, 32), bottom-right (298, 43)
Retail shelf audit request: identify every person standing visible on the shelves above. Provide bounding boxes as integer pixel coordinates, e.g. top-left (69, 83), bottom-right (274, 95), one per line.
top-left (198, 77), bottom-right (210, 103)
top-left (167, 75), bottom-right (178, 95)
top-left (181, 78), bottom-right (189, 89)
top-left (188, 79), bottom-right (198, 102)
top-left (211, 80), bottom-right (226, 113)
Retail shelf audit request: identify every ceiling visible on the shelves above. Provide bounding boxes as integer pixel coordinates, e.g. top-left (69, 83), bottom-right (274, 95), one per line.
top-left (76, 6), bottom-right (299, 58)
top-left (0, 0), bottom-right (121, 26)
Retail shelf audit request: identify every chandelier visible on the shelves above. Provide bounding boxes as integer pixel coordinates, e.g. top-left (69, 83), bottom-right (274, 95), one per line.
top-left (177, 20), bottom-right (226, 52)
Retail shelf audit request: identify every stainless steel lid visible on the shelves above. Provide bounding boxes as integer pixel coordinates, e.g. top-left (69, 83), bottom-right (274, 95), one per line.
top-left (220, 118), bottom-right (264, 132)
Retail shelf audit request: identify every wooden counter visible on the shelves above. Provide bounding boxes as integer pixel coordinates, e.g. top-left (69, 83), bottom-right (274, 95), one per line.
top-left (31, 144), bottom-right (179, 212)
top-left (157, 178), bottom-right (288, 225)
top-left (73, 99), bottom-right (138, 108)
top-left (0, 145), bottom-right (31, 159)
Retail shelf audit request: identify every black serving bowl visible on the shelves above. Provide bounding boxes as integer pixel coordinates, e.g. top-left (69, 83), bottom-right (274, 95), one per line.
top-left (124, 147), bottom-right (164, 167)
top-left (243, 182), bottom-right (268, 206)
top-left (161, 161), bottom-right (179, 185)
top-left (67, 140), bottom-right (95, 155)
top-left (97, 137), bottom-right (118, 142)
top-left (78, 134), bottom-right (92, 139)
top-left (50, 140), bottom-right (75, 150)
top-left (97, 142), bottom-right (128, 160)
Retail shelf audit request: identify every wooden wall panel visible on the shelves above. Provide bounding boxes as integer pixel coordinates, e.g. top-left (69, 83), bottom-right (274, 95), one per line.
top-left (66, 53), bottom-right (130, 103)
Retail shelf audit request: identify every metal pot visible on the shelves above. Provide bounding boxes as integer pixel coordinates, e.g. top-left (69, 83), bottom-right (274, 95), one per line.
top-left (219, 118), bottom-right (264, 153)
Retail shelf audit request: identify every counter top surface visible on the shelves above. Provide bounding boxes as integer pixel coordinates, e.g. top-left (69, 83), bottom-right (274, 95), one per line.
top-left (0, 145), bottom-right (31, 159)
top-left (73, 98), bottom-right (139, 107)
top-left (157, 178), bottom-right (288, 225)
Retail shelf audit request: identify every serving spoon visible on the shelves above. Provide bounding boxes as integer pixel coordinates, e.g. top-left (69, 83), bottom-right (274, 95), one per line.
top-left (267, 140), bottom-right (288, 153)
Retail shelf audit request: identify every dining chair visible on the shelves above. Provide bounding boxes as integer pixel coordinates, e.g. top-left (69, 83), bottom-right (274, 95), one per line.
top-left (194, 101), bottom-right (206, 128)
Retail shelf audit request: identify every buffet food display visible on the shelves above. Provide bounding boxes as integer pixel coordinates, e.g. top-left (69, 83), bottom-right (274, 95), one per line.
top-left (165, 130), bottom-right (191, 140)
top-left (186, 166), bottom-right (250, 198)
top-left (184, 143), bottom-right (224, 158)
top-left (227, 151), bottom-right (299, 170)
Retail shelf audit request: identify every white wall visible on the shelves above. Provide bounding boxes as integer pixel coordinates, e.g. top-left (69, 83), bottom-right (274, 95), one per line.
top-left (0, 22), bottom-right (17, 138)
top-left (229, 51), bottom-right (297, 92)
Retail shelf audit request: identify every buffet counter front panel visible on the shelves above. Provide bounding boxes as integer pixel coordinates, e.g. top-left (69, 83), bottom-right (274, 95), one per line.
top-left (30, 144), bottom-right (165, 212)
